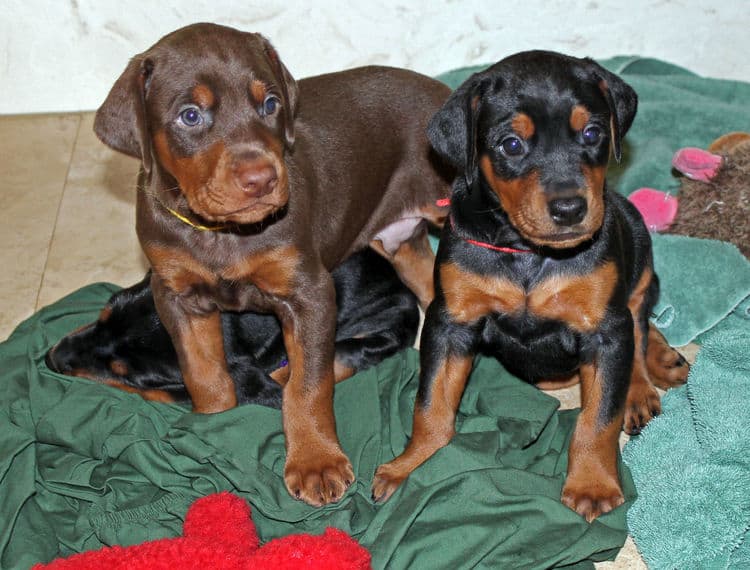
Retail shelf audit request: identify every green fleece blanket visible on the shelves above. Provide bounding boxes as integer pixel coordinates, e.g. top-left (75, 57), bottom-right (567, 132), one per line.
top-left (623, 309), bottom-right (750, 569)
top-left (0, 285), bottom-right (633, 569)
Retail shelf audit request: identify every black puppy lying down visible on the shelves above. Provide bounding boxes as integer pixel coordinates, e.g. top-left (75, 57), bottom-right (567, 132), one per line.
top-left (46, 249), bottom-right (419, 408)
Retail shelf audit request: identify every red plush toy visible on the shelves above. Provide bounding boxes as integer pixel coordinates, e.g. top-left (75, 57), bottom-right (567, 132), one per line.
top-left (33, 492), bottom-right (371, 570)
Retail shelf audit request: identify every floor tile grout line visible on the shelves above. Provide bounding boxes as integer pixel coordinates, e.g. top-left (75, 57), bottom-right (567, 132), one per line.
top-left (34, 112), bottom-right (84, 311)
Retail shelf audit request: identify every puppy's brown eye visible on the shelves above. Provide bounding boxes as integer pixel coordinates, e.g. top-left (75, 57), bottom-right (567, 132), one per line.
top-left (582, 125), bottom-right (602, 145)
top-left (261, 95), bottom-right (280, 117)
top-left (500, 136), bottom-right (525, 157)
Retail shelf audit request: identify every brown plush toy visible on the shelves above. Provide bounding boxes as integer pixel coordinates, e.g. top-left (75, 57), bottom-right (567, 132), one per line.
top-left (668, 132), bottom-right (750, 257)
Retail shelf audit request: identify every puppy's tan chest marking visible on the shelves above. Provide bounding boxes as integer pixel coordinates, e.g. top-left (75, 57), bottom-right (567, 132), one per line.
top-left (441, 263), bottom-right (525, 322)
top-left (441, 261), bottom-right (617, 332)
top-left (221, 244), bottom-right (300, 297)
top-left (146, 244), bottom-right (300, 298)
top-left (146, 245), bottom-right (218, 293)
top-left (530, 262), bottom-right (618, 331)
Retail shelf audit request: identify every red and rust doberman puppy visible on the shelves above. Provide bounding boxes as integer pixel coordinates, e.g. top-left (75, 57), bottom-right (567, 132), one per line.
top-left (94, 23), bottom-right (450, 507)
top-left (372, 51), bottom-right (689, 521)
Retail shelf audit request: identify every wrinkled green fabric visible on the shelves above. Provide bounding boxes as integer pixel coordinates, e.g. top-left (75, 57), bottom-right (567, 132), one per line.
top-left (0, 284), bottom-right (634, 569)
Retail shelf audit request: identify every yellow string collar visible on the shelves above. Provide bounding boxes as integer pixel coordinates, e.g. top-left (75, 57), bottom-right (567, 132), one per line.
top-left (164, 206), bottom-right (228, 232)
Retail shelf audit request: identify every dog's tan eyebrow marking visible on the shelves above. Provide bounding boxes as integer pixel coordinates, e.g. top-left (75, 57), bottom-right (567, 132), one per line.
top-left (110, 360), bottom-right (129, 376)
top-left (511, 112), bottom-right (536, 139)
top-left (250, 79), bottom-right (267, 104)
top-left (192, 84), bottom-right (215, 108)
top-left (570, 105), bottom-right (591, 131)
top-left (98, 306), bottom-right (113, 323)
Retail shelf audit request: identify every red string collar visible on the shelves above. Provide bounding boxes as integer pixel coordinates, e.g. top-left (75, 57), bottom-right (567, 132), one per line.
top-left (436, 198), bottom-right (533, 254)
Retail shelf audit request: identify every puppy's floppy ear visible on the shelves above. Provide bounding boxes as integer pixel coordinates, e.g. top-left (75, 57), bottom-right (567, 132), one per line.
top-left (94, 55), bottom-right (155, 174)
top-left (585, 60), bottom-right (638, 163)
top-left (428, 75), bottom-right (489, 188)
top-left (259, 35), bottom-right (299, 147)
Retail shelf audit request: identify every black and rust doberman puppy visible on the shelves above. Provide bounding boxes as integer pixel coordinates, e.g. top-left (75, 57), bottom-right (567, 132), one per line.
top-left (93, 23), bottom-right (449, 506)
top-left (46, 249), bottom-right (419, 409)
top-left (372, 51), bottom-right (689, 521)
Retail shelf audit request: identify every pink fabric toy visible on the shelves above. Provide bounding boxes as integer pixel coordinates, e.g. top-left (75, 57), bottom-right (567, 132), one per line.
top-left (671, 147), bottom-right (724, 182)
top-left (628, 187), bottom-right (679, 232)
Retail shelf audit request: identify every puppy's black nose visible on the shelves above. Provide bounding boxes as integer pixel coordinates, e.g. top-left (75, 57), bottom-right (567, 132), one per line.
top-left (548, 197), bottom-right (587, 226)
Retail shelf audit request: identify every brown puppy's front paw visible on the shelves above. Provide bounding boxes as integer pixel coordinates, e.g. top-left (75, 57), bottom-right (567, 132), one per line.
top-left (371, 462), bottom-right (408, 503)
top-left (284, 447), bottom-right (354, 507)
top-left (561, 477), bottom-right (625, 522)
top-left (624, 381), bottom-right (662, 435)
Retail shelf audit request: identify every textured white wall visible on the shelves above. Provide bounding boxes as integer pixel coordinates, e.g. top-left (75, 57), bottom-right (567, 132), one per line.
top-left (2, 0), bottom-right (748, 114)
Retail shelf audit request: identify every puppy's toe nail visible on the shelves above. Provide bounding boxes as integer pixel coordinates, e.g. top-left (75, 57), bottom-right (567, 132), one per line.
top-left (574, 499), bottom-right (593, 518)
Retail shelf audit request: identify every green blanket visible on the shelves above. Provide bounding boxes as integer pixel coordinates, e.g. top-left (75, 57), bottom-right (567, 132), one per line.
top-left (0, 285), bottom-right (632, 569)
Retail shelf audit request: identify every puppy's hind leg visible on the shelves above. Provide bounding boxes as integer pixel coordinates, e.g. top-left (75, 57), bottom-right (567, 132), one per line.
top-left (645, 323), bottom-right (690, 388)
top-left (371, 219), bottom-right (436, 310)
top-left (624, 268), bottom-right (673, 435)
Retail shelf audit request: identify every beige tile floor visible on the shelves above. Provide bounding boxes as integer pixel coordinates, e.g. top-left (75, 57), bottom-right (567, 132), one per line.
top-left (2, 111), bottom-right (698, 568)
top-left (1, 112), bottom-right (147, 340)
